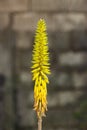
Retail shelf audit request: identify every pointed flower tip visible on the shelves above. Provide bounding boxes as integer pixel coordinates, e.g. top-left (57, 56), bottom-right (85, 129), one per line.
top-left (39, 18), bottom-right (45, 22)
top-left (37, 18), bottom-right (45, 24)
top-left (37, 18), bottom-right (46, 31)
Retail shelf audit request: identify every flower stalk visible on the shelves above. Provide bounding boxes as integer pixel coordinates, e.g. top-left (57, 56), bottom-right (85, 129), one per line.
top-left (31, 19), bottom-right (50, 130)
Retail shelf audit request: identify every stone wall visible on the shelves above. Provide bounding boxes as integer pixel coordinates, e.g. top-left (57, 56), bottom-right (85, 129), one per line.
top-left (0, 0), bottom-right (87, 130)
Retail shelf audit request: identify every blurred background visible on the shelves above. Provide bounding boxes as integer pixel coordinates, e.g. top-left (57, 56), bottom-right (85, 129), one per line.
top-left (0, 0), bottom-right (87, 130)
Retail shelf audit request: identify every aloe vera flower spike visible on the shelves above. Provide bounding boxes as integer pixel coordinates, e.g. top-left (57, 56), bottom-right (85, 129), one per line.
top-left (31, 19), bottom-right (51, 118)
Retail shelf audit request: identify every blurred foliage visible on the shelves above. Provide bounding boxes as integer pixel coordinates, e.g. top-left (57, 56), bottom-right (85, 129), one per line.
top-left (74, 100), bottom-right (87, 129)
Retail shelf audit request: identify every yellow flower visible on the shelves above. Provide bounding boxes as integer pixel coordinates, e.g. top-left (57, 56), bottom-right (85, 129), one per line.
top-left (31, 19), bottom-right (50, 118)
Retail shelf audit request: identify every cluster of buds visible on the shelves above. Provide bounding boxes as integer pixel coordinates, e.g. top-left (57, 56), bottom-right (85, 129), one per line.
top-left (31, 19), bottom-right (50, 118)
